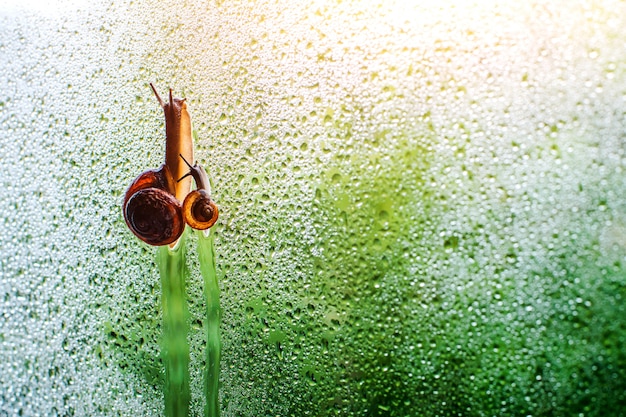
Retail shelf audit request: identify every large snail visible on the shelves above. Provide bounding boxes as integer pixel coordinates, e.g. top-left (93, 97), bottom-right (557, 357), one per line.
top-left (123, 84), bottom-right (218, 246)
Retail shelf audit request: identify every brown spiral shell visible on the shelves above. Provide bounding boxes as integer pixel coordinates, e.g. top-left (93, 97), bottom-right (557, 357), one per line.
top-left (123, 166), bottom-right (184, 246)
top-left (182, 189), bottom-right (219, 230)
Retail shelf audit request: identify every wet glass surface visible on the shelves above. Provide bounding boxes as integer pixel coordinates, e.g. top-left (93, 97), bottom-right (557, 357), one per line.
top-left (0, 1), bottom-right (625, 416)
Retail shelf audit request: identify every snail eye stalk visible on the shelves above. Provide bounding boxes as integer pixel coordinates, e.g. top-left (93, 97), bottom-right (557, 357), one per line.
top-left (179, 153), bottom-right (195, 170)
top-left (177, 153), bottom-right (196, 183)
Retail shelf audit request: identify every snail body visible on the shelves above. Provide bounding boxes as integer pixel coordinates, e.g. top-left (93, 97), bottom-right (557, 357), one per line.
top-left (122, 84), bottom-right (218, 246)
top-left (150, 83), bottom-right (194, 203)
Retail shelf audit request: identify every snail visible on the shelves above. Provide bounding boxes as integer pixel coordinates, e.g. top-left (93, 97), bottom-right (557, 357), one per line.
top-left (178, 154), bottom-right (219, 230)
top-left (123, 84), bottom-right (218, 246)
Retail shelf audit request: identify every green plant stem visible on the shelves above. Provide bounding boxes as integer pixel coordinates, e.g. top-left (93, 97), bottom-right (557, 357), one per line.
top-left (197, 229), bottom-right (221, 417)
top-left (157, 232), bottom-right (191, 417)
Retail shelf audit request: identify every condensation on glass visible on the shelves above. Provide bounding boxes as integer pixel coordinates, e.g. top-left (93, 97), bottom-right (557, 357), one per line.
top-left (0, 1), bottom-right (624, 416)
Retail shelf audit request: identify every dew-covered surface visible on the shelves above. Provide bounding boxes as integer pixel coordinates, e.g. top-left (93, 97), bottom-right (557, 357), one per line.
top-left (1, 1), bottom-right (625, 416)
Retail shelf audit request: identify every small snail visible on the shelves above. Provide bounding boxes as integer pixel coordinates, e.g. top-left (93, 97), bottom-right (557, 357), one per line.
top-left (178, 154), bottom-right (219, 230)
top-left (123, 84), bottom-right (218, 246)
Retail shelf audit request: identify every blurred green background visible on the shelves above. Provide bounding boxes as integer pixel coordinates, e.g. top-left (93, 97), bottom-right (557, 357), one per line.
top-left (0, 1), bottom-right (624, 416)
